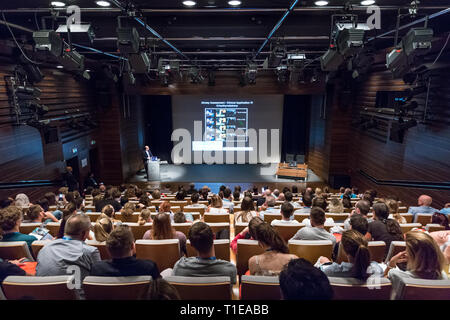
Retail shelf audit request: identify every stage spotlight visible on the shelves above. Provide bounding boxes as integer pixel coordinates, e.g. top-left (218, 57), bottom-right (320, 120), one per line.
top-left (158, 59), bottom-right (171, 87)
top-left (129, 52), bottom-right (151, 74)
top-left (320, 48), bottom-right (344, 72)
top-left (56, 24), bottom-right (95, 44)
top-left (57, 47), bottom-right (85, 71)
top-left (268, 42), bottom-right (287, 68)
top-left (276, 64), bottom-right (289, 84)
top-left (402, 27), bottom-right (433, 57)
top-left (33, 30), bottom-right (64, 57)
top-left (245, 63), bottom-right (258, 85)
top-left (189, 66), bottom-right (204, 84)
top-left (117, 26), bottom-right (140, 54)
top-left (336, 28), bottom-right (365, 58)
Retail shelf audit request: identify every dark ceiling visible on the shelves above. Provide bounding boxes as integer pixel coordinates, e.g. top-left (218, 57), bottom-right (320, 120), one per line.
top-left (1, 1), bottom-right (449, 70)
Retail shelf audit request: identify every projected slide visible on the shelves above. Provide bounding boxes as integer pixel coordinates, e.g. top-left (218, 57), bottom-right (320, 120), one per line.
top-left (205, 108), bottom-right (248, 142)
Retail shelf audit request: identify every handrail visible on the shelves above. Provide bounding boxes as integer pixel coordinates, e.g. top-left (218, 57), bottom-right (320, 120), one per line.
top-left (359, 170), bottom-right (450, 190)
top-left (0, 180), bottom-right (62, 190)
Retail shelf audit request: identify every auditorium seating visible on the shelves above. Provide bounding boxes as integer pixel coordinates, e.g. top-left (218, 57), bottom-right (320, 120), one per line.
top-left (172, 222), bottom-right (192, 236)
top-left (399, 223), bottom-right (422, 233)
top-left (0, 241), bottom-right (34, 261)
top-left (203, 213), bottom-right (229, 223)
top-left (385, 241), bottom-right (406, 264)
top-left (18, 222), bottom-right (41, 234)
top-left (240, 275), bottom-right (282, 300)
top-left (83, 276), bottom-right (151, 300)
top-left (85, 240), bottom-right (112, 260)
top-left (336, 241), bottom-right (386, 264)
top-left (183, 207), bottom-right (205, 217)
top-left (115, 212), bottom-right (140, 222)
top-left (122, 222), bottom-right (152, 240)
top-left (31, 240), bottom-right (51, 258)
top-left (2, 276), bottom-right (78, 300)
top-left (400, 213), bottom-right (414, 223)
top-left (164, 276), bottom-right (232, 300)
top-left (234, 222), bottom-right (248, 235)
top-left (135, 239), bottom-right (180, 271)
top-left (396, 278), bottom-right (450, 300)
top-left (206, 222), bottom-right (230, 235)
top-left (169, 200), bottom-right (188, 209)
top-left (186, 239), bottom-right (230, 261)
top-left (45, 222), bottom-right (61, 237)
top-left (414, 213), bottom-right (433, 225)
top-left (426, 224), bottom-right (445, 232)
top-left (329, 277), bottom-right (392, 300)
top-left (87, 212), bottom-right (102, 222)
top-left (325, 213), bottom-right (349, 222)
top-left (236, 240), bottom-right (265, 278)
top-left (288, 240), bottom-right (333, 264)
top-left (293, 213), bottom-right (310, 223)
top-left (272, 223), bottom-right (305, 242)
top-left (262, 213), bottom-right (282, 224)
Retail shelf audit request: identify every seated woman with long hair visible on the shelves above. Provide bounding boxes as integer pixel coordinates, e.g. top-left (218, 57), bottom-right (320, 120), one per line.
top-left (206, 195), bottom-right (228, 214)
top-left (385, 198), bottom-right (406, 224)
top-left (158, 201), bottom-right (174, 222)
top-left (248, 222), bottom-right (297, 276)
top-left (231, 216), bottom-right (263, 254)
top-left (102, 205), bottom-right (121, 227)
top-left (385, 231), bottom-right (448, 299)
top-left (120, 202), bottom-right (136, 222)
top-left (137, 209), bottom-right (152, 226)
top-left (234, 196), bottom-right (258, 223)
top-left (316, 229), bottom-right (383, 280)
top-left (93, 214), bottom-right (113, 242)
top-left (143, 212), bottom-right (186, 256)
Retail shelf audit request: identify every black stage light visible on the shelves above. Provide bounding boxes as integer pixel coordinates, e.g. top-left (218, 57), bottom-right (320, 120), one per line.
top-left (129, 52), bottom-right (151, 74)
top-left (57, 47), bottom-right (85, 71)
top-left (56, 24), bottom-right (95, 44)
top-left (33, 30), bottom-right (64, 57)
top-left (402, 28), bottom-right (433, 57)
top-left (117, 27), bottom-right (140, 54)
top-left (189, 66), bottom-right (204, 83)
top-left (245, 63), bottom-right (258, 84)
top-left (386, 47), bottom-right (409, 78)
top-left (268, 42), bottom-right (287, 68)
top-left (336, 28), bottom-right (365, 58)
top-left (276, 64), bottom-right (289, 84)
top-left (22, 63), bottom-right (44, 84)
top-left (320, 48), bottom-right (344, 72)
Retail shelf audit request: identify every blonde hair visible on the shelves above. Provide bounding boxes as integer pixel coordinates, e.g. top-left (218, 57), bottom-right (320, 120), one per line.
top-left (94, 214), bottom-right (113, 242)
top-left (385, 198), bottom-right (405, 223)
top-left (315, 188), bottom-right (323, 196)
top-left (405, 231), bottom-right (446, 279)
top-left (210, 195), bottom-right (223, 208)
top-left (121, 202), bottom-right (135, 220)
top-left (328, 198), bottom-right (344, 213)
top-left (138, 209), bottom-right (152, 226)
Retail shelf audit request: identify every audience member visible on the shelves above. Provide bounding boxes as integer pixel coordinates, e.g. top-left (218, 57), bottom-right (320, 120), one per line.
top-left (291, 207), bottom-right (336, 245)
top-left (431, 212), bottom-right (450, 230)
top-left (23, 204), bottom-right (58, 224)
top-left (328, 198), bottom-right (344, 213)
top-left (95, 188), bottom-right (122, 212)
top-left (101, 205), bottom-right (121, 227)
top-left (343, 200), bottom-right (371, 230)
top-left (316, 230), bottom-right (383, 280)
top-left (271, 202), bottom-right (299, 226)
top-left (366, 202), bottom-right (404, 257)
top-left (429, 230), bottom-right (450, 264)
top-left (234, 197), bottom-right (258, 223)
top-left (57, 203), bottom-right (77, 239)
top-left (385, 198), bottom-right (406, 224)
top-left (143, 213), bottom-right (186, 256)
top-left (206, 195), bottom-right (228, 214)
top-left (138, 209), bottom-right (152, 225)
top-left (439, 203), bottom-right (450, 215)
top-left (93, 214), bottom-right (113, 242)
top-left (120, 202), bottom-right (136, 222)
top-left (186, 183), bottom-right (197, 195)
top-left (0, 258), bottom-right (28, 284)
top-left (14, 193), bottom-right (30, 208)
top-left (185, 193), bottom-right (206, 209)
top-left (408, 195), bottom-right (438, 218)
top-left (230, 217), bottom-right (263, 254)
top-left (249, 223), bottom-right (297, 276)
top-left (146, 278), bottom-right (180, 300)
top-left (385, 231), bottom-right (448, 299)
top-left (279, 258), bottom-right (333, 300)
top-left (0, 206), bottom-right (37, 250)
top-left (36, 214), bottom-right (101, 280)
top-left (349, 214), bottom-right (369, 236)
top-left (221, 188), bottom-right (234, 213)
top-left (285, 191), bottom-right (301, 209)
top-left (91, 226), bottom-right (160, 278)
top-left (294, 194), bottom-right (312, 214)
top-left (172, 222), bottom-right (237, 284)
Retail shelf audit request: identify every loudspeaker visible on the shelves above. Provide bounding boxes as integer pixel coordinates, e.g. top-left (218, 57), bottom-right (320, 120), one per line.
top-left (329, 174), bottom-right (351, 189)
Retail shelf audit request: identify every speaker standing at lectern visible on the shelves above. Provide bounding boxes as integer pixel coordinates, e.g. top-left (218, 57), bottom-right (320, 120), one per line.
top-left (142, 145), bottom-right (153, 179)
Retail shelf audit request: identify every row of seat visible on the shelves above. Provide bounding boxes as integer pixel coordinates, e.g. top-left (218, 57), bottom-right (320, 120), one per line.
top-left (2, 274), bottom-right (449, 300)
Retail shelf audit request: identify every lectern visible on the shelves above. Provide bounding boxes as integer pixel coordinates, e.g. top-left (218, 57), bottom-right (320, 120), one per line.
top-left (146, 159), bottom-right (160, 181)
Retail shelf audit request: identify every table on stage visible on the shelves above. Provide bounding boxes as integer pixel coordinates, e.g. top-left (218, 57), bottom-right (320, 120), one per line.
top-left (275, 162), bottom-right (308, 180)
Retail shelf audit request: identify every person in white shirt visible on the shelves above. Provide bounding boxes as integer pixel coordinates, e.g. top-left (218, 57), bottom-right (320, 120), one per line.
top-left (285, 191), bottom-right (301, 209)
top-left (235, 197), bottom-right (258, 223)
top-left (184, 193), bottom-right (207, 209)
top-left (259, 196), bottom-right (280, 221)
top-left (206, 194), bottom-right (228, 214)
top-left (271, 202), bottom-right (300, 226)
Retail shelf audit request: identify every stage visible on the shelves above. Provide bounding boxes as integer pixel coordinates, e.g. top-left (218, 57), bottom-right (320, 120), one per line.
top-left (129, 164), bottom-right (323, 193)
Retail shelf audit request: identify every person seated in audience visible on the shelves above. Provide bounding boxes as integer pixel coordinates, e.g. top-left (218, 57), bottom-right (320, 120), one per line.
top-left (157, 201), bottom-right (175, 221)
top-left (90, 225), bottom-right (160, 279)
top-left (366, 202), bottom-right (404, 257)
top-left (137, 209), bottom-right (153, 225)
top-left (343, 199), bottom-right (371, 230)
top-left (272, 189), bottom-right (280, 199)
top-left (328, 198), bottom-right (344, 213)
top-left (206, 195), bottom-right (228, 214)
top-left (351, 187), bottom-right (359, 198)
top-left (429, 230), bottom-right (450, 265)
top-left (221, 188), bottom-right (234, 213)
top-left (256, 189), bottom-right (271, 207)
top-left (101, 204), bottom-right (121, 227)
top-left (175, 189), bottom-right (187, 202)
top-left (385, 231), bottom-right (448, 299)
top-left (277, 193), bottom-right (286, 202)
top-left (23, 204), bottom-right (58, 225)
top-left (143, 213), bottom-right (186, 256)
top-left (339, 187), bottom-right (345, 194)
top-left (57, 203), bottom-right (77, 239)
top-left (339, 188), bottom-right (354, 199)
top-left (408, 195), bottom-right (438, 218)
top-left (95, 188), bottom-right (122, 212)
top-left (291, 207), bottom-right (336, 246)
top-left (186, 183), bottom-right (197, 195)
top-left (200, 186), bottom-right (210, 201)
top-left (431, 212), bottom-right (450, 230)
top-left (172, 222), bottom-right (237, 284)
top-left (92, 214), bottom-right (113, 243)
top-left (294, 194), bottom-right (312, 214)
top-left (120, 202), bottom-right (136, 223)
top-left (0, 258), bottom-right (31, 284)
top-left (14, 193), bottom-right (30, 208)
top-left (248, 223), bottom-right (298, 276)
top-left (230, 216), bottom-right (263, 254)
top-left (349, 214), bottom-right (369, 236)
top-left (234, 197), bottom-right (258, 224)
top-left (385, 198), bottom-right (406, 224)
top-left (233, 190), bottom-right (241, 202)
top-left (258, 196), bottom-right (279, 221)
top-left (173, 212), bottom-right (189, 224)
top-left (342, 194), bottom-right (352, 209)
top-left (301, 198), bottom-right (334, 227)
top-left (285, 191), bottom-right (301, 209)
top-left (316, 230), bottom-right (383, 280)
top-left (271, 202), bottom-right (300, 226)
top-left (36, 213), bottom-right (101, 280)
top-left (146, 278), bottom-right (180, 300)
top-left (138, 195), bottom-right (151, 208)
top-left (151, 189), bottom-right (161, 200)
top-left (184, 192), bottom-right (207, 210)
top-left (0, 206), bottom-right (37, 250)
top-left (362, 191), bottom-right (374, 207)
top-left (439, 203), bottom-right (450, 216)
top-left (280, 258), bottom-right (333, 300)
